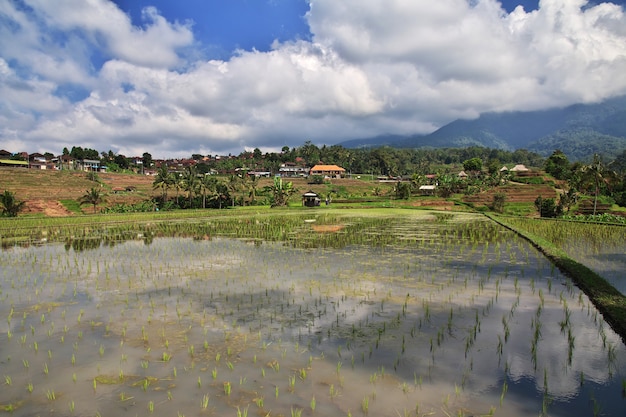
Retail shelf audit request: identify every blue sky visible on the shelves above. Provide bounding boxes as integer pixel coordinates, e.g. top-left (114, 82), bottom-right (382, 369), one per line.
top-left (112, 0), bottom-right (312, 59)
top-left (2, 0), bottom-right (626, 158)
top-left (111, 0), bottom-right (543, 59)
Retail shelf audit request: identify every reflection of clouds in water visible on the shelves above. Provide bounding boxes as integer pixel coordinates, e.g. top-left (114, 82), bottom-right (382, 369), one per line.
top-left (269, 239), bottom-right (626, 406)
top-left (471, 298), bottom-right (624, 401)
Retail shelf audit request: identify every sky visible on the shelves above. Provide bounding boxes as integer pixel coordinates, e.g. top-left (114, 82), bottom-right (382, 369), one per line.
top-left (1, 0), bottom-right (626, 159)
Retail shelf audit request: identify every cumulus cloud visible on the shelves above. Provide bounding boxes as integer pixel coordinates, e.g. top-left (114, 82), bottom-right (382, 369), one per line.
top-left (23, 0), bottom-right (194, 69)
top-left (1, 0), bottom-right (625, 158)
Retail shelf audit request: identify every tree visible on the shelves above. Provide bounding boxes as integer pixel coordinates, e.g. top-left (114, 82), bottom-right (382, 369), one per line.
top-left (199, 175), bottom-right (218, 209)
top-left (227, 175), bottom-right (241, 207)
top-left (269, 177), bottom-right (296, 207)
top-left (247, 175), bottom-right (260, 205)
top-left (534, 196), bottom-right (561, 218)
top-left (462, 157), bottom-right (483, 173)
top-left (70, 146), bottom-right (84, 160)
top-left (80, 187), bottom-right (106, 213)
top-left (394, 181), bottom-right (411, 200)
top-left (491, 193), bottom-right (506, 213)
top-left (152, 165), bottom-right (172, 202)
top-left (114, 154), bottom-right (129, 169)
top-left (559, 188), bottom-right (578, 213)
top-left (181, 166), bottom-right (200, 208)
top-left (142, 152), bottom-right (153, 168)
top-left (580, 154), bottom-right (614, 215)
top-left (172, 172), bottom-right (183, 207)
top-left (544, 150), bottom-right (571, 180)
top-left (300, 140), bottom-right (320, 165)
top-left (0, 190), bottom-right (26, 217)
top-left (487, 159), bottom-right (501, 176)
top-left (436, 174), bottom-right (459, 198)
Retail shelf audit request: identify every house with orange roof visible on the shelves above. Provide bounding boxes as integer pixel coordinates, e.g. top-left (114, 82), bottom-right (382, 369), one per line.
top-left (309, 164), bottom-right (346, 178)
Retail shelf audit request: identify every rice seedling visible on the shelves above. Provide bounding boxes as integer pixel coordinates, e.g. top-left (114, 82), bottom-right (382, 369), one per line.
top-left (290, 407), bottom-right (303, 417)
top-left (46, 389), bottom-right (56, 401)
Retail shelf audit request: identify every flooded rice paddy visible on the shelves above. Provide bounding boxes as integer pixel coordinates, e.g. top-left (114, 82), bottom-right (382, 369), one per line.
top-left (0, 212), bottom-right (624, 416)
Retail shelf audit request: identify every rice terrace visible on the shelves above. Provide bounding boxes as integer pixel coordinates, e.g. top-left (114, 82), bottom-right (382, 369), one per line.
top-left (1, 174), bottom-right (626, 416)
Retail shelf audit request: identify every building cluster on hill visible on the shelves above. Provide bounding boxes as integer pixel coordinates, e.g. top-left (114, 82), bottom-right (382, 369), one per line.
top-left (0, 149), bottom-right (350, 179)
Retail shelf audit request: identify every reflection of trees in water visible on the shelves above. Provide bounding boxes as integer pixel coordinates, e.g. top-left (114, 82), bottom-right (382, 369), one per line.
top-left (65, 237), bottom-right (102, 252)
top-left (64, 232), bottom-right (155, 252)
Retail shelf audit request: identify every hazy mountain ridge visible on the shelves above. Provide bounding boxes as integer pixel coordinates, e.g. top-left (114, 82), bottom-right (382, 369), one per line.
top-left (339, 95), bottom-right (626, 161)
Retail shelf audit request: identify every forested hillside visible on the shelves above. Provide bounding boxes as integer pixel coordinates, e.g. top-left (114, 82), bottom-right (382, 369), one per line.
top-left (340, 95), bottom-right (626, 161)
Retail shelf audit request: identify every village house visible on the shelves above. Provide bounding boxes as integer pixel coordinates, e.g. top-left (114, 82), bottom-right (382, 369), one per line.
top-left (309, 164), bottom-right (346, 178)
top-left (278, 162), bottom-right (309, 177)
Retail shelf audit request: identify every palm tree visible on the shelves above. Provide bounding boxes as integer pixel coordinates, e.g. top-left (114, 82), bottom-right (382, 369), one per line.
top-left (580, 154), bottom-right (615, 215)
top-left (199, 175), bottom-right (218, 209)
top-left (152, 165), bottom-right (171, 201)
top-left (227, 175), bottom-right (241, 207)
top-left (80, 187), bottom-right (105, 213)
top-left (181, 166), bottom-right (200, 208)
top-left (0, 190), bottom-right (26, 217)
top-left (171, 172), bottom-right (183, 207)
top-left (247, 175), bottom-right (259, 205)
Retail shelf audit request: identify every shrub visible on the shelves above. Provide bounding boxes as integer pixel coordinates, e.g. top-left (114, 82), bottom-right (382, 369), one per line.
top-left (308, 175), bottom-right (325, 185)
top-left (491, 193), bottom-right (506, 213)
top-left (0, 190), bottom-right (26, 217)
top-left (534, 196), bottom-right (562, 218)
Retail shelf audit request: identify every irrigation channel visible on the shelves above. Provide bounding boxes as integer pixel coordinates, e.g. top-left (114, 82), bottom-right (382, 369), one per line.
top-left (0, 211), bottom-right (624, 416)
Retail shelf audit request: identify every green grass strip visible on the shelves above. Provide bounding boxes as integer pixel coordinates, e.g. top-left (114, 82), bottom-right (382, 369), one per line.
top-left (487, 213), bottom-right (626, 344)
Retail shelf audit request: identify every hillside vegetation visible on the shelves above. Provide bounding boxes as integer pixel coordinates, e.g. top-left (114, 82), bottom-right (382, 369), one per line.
top-left (0, 167), bottom-right (560, 217)
top-left (341, 95), bottom-right (626, 162)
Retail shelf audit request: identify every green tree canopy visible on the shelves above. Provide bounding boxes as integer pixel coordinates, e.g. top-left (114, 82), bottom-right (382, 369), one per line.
top-left (0, 190), bottom-right (26, 217)
top-left (462, 157), bottom-right (483, 172)
top-left (544, 150), bottom-right (571, 180)
top-left (79, 187), bottom-right (106, 213)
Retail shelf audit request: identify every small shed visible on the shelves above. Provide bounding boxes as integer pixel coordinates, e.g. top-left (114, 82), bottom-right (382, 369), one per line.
top-left (302, 191), bottom-right (321, 207)
top-left (419, 185), bottom-right (437, 195)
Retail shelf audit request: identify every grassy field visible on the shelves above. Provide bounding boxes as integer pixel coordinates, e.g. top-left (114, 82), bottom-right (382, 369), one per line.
top-left (0, 168), bottom-right (458, 215)
top-left (0, 167), bottom-right (568, 217)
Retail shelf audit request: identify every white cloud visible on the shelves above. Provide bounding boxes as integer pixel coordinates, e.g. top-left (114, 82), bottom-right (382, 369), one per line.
top-left (1, 0), bottom-right (626, 157)
top-left (23, 0), bottom-right (194, 69)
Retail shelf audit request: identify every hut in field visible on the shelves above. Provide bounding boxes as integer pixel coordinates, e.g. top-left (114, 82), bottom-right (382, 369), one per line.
top-left (419, 185), bottom-right (436, 195)
top-left (302, 191), bottom-right (321, 207)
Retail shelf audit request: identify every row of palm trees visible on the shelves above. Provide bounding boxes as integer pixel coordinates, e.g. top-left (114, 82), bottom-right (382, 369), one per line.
top-left (152, 165), bottom-right (261, 209)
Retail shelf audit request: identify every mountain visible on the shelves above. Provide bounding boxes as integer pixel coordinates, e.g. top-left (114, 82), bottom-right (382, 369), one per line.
top-left (339, 95), bottom-right (626, 161)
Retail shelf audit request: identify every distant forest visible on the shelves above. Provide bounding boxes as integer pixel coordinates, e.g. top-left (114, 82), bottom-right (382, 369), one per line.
top-left (27, 142), bottom-right (626, 178)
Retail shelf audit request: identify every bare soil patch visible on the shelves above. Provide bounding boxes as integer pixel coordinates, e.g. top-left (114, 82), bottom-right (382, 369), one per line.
top-left (23, 199), bottom-right (74, 217)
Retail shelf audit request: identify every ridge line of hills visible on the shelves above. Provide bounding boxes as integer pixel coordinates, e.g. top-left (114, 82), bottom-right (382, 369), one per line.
top-left (339, 95), bottom-right (626, 162)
